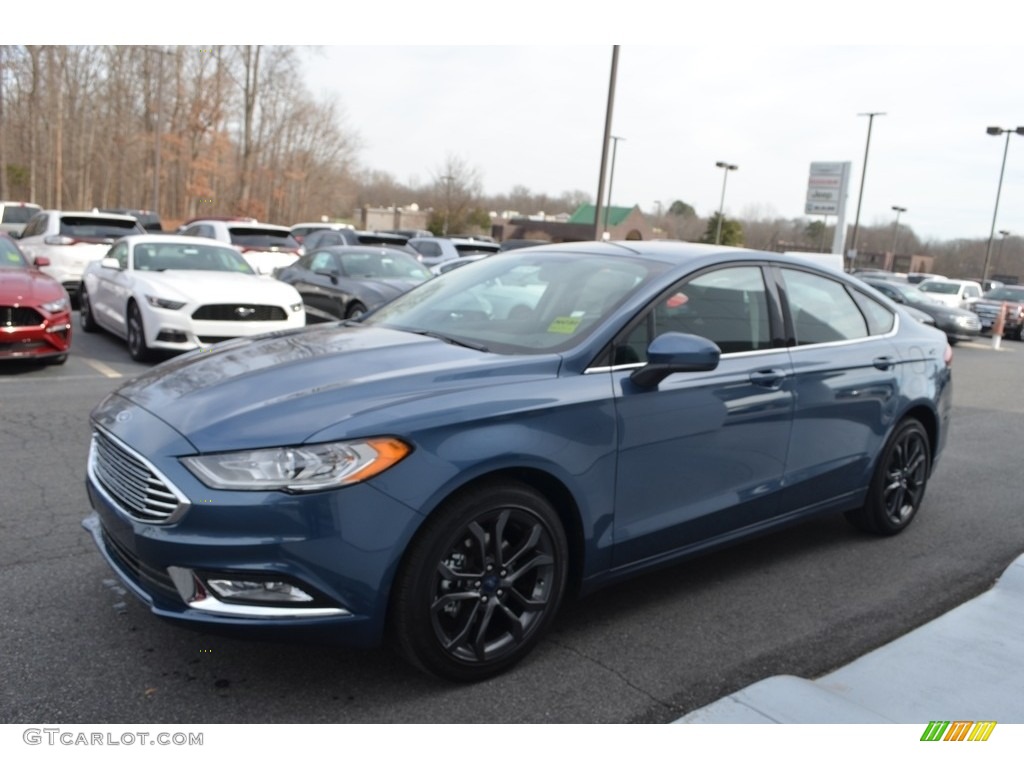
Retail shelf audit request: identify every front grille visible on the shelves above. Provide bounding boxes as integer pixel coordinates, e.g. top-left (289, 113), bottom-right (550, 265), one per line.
top-left (0, 305), bottom-right (43, 327)
top-left (90, 429), bottom-right (186, 524)
top-left (191, 304), bottom-right (286, 321)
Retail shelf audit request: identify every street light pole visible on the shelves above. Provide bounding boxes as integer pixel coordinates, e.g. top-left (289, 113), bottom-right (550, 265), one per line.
top-left (995, 229), bottom-right (1011, 277)
top-left (981, 126), bottom-right (1024, 286)
top-left (850, 111), bottom-right (886, 267)
top-left (890, 205), bottom-right (906, 257)
top-left (603, 135), bottom-right (625, 237)
top-left (714, 161), bottom-right (738, 245)
top-left (440, 174), bottom-right (453, 236)
top-left (593, 45), bottom-right (620, 241)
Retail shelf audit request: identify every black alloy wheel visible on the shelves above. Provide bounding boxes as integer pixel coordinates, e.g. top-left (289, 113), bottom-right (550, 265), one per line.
top-left (846, 418), bottom-right (931, 535)
top-left (390, 482), bottom-right (569, 682)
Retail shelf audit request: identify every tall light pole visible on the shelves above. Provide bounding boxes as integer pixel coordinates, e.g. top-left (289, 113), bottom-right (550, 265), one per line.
top-left (890, 205), bottom-right (907, 256)
top-left (603, 135), bottom-right (625, 237)
top-left (714, 161), bottom-right (738, 245)
top-left (593, 45), bottom-right (620, 241)
top-left (849, 111), bottom-right (886, 267)
top-left (981, 126), bottom-right (1024, 285)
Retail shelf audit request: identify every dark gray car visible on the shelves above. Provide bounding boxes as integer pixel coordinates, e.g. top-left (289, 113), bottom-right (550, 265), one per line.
top-left (861, 278), bottom-right (982, 343)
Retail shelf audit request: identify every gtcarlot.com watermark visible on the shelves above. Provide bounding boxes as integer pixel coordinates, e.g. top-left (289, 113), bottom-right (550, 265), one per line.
top-left (23, 728), bottom-right (203, 747)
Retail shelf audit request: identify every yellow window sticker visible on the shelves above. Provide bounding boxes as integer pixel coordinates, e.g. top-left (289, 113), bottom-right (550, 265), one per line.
top-left (547, 316), bottom-right (582, 334)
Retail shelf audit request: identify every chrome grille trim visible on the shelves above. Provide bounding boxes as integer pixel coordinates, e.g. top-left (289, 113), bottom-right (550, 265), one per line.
top-left (89, 427), bottom-right (190, 524)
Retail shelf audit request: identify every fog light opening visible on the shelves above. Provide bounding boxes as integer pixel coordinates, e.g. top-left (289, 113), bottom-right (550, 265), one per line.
top-left (205, 576), bottom-right (315, 604)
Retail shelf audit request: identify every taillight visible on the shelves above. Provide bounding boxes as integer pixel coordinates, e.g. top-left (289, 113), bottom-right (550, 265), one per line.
top-left (943, 343), bottom-right (953, 367)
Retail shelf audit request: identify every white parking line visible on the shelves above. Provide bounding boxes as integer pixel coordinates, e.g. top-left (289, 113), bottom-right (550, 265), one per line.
top-left (80, 357), bottom-right (123, 378)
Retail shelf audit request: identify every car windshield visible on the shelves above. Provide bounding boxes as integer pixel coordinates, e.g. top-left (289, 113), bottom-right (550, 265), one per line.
top-left (133, 242), bottom-right (255, 274)
top-left (984, 287), bottom-right (1024, 301)
top-left (918, 281), bottom-right (961, 295)
top-left (1, 238), bottom-right (29, 268)
top-left (364, 251), bottom-right (664, 354)
top-left (229, 227), bottom-right (299, 250)
top-left (339, 251), bottom-right (430, 280)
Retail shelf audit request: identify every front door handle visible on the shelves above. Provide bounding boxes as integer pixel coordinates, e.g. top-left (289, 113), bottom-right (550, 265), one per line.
top-left (749, 368), bottom-right (788, 389)
top-left (873, 356), bottom-right (896, 371)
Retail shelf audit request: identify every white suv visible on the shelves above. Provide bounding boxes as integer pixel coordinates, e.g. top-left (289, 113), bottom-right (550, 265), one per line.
top-left (180, 219), bottom-right (300, 275)
top-left (17, 210), bottom-right (145, 300)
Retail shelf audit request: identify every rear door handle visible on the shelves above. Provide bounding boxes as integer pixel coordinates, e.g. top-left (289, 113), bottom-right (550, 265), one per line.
top-left (873, 356), bottom-right (896, 370)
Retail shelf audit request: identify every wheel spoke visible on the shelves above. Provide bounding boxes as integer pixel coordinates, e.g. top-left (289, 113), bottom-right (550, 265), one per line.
top-left (490, 508), bottom-right (511, 564)
top-left (471, 600), bottom-right (500, 660)
top-left (506, 586), bottom-right (548, 611)
top-left (437, 560), bottom-right (482, 581)
top-left (508, 552), bottom-right (553, 583)
top-left (431, 593), bottom-right (481, 651)
top-left (503, 521), bottom-right (542, 570)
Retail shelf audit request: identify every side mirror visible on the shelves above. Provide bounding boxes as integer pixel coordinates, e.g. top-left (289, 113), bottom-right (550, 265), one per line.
top-left (100, 257), bottom-right (121, 270)
top-left (630, 332), bottom-right (721, 389)
top-left (32, 256), bottom-right (51, 268)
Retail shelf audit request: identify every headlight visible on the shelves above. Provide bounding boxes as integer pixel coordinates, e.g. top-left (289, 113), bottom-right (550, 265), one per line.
top-left (41, 297), bottom-right (68, 313)
top-left (181, 437), bottom-right (411, 492)
top-left (146, 294), bottom-right (186, 310)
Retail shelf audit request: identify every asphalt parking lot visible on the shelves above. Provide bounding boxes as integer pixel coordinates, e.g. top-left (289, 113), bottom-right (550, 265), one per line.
top-left (1, 324), bottom-right (1022, 723)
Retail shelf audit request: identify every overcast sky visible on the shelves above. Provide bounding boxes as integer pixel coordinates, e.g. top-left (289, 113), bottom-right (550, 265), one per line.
top-left (300, 43), bottom-right (1022, 246)
top-left (45, 1), bottom-right (1024, 246)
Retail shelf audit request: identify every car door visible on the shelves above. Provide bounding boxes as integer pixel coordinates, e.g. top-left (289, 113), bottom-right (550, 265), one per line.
top-left (91, 241), bottom-right (131, 333)
top-left (774, 266), bottom-right (901, 514)
top-left (607, 264), bottom-right (795, 567)
top-left (290, 250), bottom-right (345, 321)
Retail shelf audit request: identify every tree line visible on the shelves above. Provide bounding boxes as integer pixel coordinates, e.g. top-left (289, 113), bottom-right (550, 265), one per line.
top-left (0, 45), bottom-right (1017, 279)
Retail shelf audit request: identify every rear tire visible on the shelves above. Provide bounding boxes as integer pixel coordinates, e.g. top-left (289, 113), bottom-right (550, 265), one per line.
top-left (390, 481), bottom-right (568, 682)
top-left (845, 418), bottom-right (931, 536)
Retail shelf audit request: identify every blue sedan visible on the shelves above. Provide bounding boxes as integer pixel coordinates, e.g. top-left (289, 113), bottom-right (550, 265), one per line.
top-left (82, 241), bottom-right (952, 681)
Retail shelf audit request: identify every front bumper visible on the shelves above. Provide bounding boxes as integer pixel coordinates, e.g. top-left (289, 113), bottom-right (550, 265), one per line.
top-left (81, 402), bottom-right (423, 648)
top-left (0, 313), bottom-right (71, 359)
top-left (143, 307), bottom-right (305, 351)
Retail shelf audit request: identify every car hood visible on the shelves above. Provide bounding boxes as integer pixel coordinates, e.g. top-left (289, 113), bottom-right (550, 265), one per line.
top-left (109, 324), bottom-right (561, 452)
top-left (0, 267), bottom-right (64, 305)
top-left (133, 270), bottom-right (300, 305)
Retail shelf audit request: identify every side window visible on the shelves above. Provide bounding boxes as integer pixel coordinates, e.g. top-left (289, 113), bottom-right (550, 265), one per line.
top-left (22, 214), bottom-right (45, 238)
top-left (181, 226), bottom-right (200, 238)
top-left (109, 242), bottom-right (128, 269)
top-left (414, 241), bottom-right (443, 259)
top-left (309, 251), bottom-right (335, 272)
top-left (782, 268), bottom-right (868, 345)
top-left (198, 225), bottom-right (216, 239)
top-left (616, 265), bottom-right (771, 364)
top-left (851, 290), bottom-right (895, 335)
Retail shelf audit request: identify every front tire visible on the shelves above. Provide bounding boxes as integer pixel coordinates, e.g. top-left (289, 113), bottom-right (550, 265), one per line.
top-left (80, 285), bottom-right (99, 332)
top-left (345, 301), bottom-right (367, 320)
top-left (126, 302), bottom-right (153, 362)
top-left (390, 481), bottom-right (569, 682)
top-left (845, 418), bottom-right (931, 536)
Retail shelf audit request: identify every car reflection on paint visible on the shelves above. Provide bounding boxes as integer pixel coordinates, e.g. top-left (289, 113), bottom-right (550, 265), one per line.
top-left (82, 241), bottom-right (952, 682)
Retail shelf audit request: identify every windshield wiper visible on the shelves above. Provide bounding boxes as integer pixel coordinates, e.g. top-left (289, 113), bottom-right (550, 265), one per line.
top-left (406, 329), bottom-right (490, 352)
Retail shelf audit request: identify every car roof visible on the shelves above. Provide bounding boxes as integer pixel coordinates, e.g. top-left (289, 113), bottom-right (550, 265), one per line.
top-left (42, 209), bottom-right (139, 221)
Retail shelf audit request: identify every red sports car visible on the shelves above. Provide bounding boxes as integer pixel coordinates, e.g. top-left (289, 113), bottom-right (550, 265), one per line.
top-left (0, 234), bottom-right (71, 363)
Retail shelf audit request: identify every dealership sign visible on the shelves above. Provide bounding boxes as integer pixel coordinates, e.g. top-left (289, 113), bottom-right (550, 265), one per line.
top-left (806, 162), bottom-right (851, 215)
